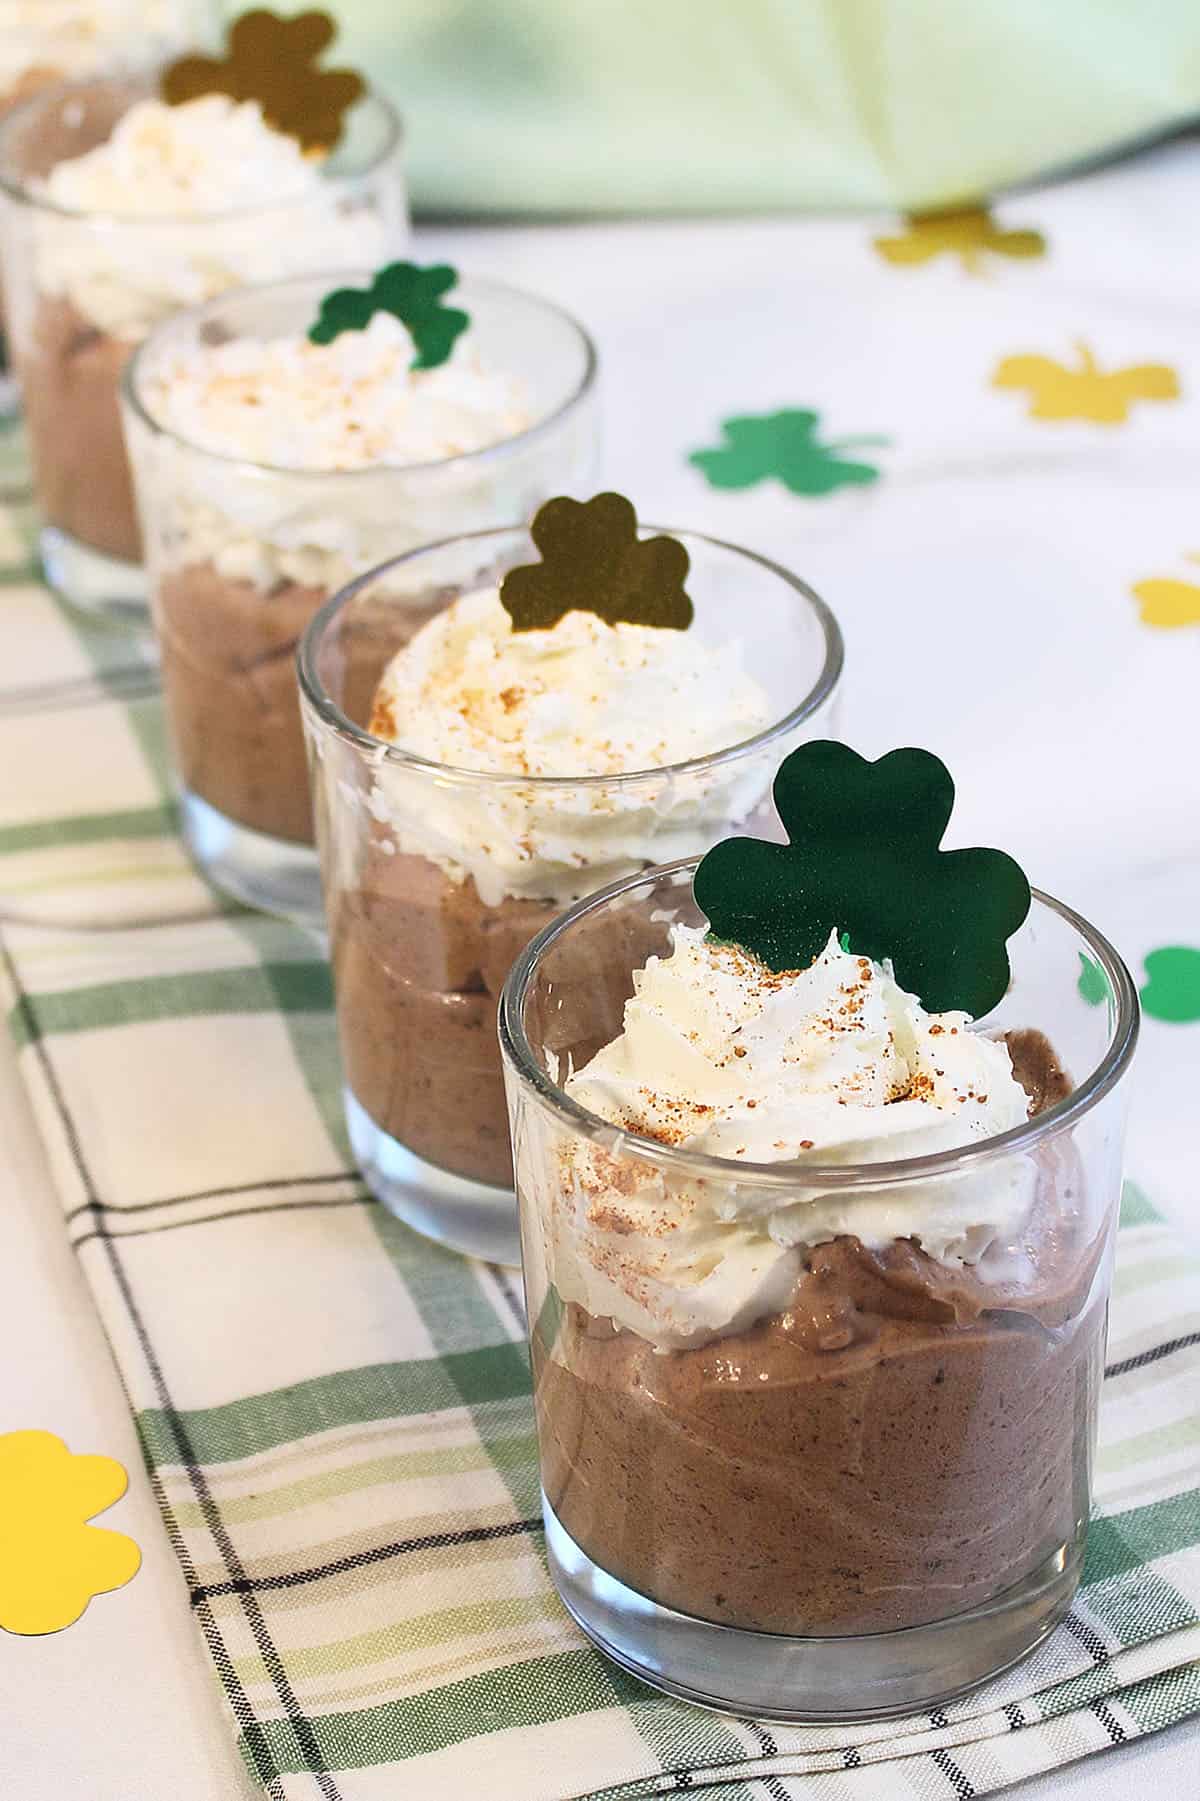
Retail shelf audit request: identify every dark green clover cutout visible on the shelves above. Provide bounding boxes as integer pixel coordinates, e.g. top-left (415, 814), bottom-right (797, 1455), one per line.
top-left (694, 741), bottom-right (1031, 1017)
top-left (500, 493), bottom-right (693, 633)
top-left (689, 409), bottom-right (889, 497)
top-left (308, 262), bottom-right (469, 368)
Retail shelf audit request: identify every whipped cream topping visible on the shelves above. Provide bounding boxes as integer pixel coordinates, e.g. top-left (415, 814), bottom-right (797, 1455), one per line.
top-left (43, 94), bottom-right (326, 217)
top-left (364, 588), bottom-right (777, 906)
top-left (538, 927), bottom-right (1037, 1348)
top-left (0, 1), bottom-right (195, 93)
top-left (145, 311), bottom-right (529, 470)
top-left (32, 96), bottom-right (391, 336)
top-left (138, 313), bottom-right (531, 589)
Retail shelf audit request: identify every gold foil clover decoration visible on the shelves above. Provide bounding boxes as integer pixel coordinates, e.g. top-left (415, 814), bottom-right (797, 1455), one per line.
top-left (162, 8), bottom-right (364, 153)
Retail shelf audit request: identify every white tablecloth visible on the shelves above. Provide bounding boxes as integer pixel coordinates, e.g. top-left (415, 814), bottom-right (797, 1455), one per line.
top-left (4, 158), bottom-right (1200, 1796)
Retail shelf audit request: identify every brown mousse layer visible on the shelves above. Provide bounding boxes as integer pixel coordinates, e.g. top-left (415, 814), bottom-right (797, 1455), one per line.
top-left (533, 1031), bottom-right (1103, 1636)
top-left (157, 562), bottom-right (331, 845)
top-left (156, 565), bottom-right (454, 846)
top-left (22, 293), bottom-right (140, 562)
top-left (334, 848), bottom-right (670, 1189)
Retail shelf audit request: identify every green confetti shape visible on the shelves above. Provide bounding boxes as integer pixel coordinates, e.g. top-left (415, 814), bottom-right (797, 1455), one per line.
top-left (1140, 946), bottom-right (1200, 1023)
top-left (689, 409), bottom-right (889, 497)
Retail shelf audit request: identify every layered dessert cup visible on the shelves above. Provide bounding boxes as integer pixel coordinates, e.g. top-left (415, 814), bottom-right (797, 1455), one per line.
top-left (123, 271), bottom-right (597, 921)
top-left (299, 518), bottom-right (843, 1265)
top-left (499, 854), bottom-right (1138, 1718)
top-left (0, 1), bottom-right (215, 410)
top-left (0, 67), bottom-right (404, 617)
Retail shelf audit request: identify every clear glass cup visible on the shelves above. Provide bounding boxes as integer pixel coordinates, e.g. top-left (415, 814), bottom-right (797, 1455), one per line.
top-left (123, 274), bottom-right (599, 924)
top-left (498, 865), bottom-right (1139, 1719)
top-left (0, 1), bottom-right (216, 423)
top-left (0, 68), bottom-right (405, 619)
top-left (299, 531), bottom-right (844, 1266)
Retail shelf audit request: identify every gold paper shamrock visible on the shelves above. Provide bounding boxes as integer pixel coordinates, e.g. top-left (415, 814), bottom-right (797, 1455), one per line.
top-left (874, 205), bottom-right (1046, 274)
top-left (1131, 553), bottom-right (1200, 629)
top-left (162, 8), bottom-right (364, 153)
top-left (993, 341), bottom-right (1180, 424)
top-left (500, 493), bottom-right (694, 633)
top-left (0, 1430), bottom-right (141, 1635)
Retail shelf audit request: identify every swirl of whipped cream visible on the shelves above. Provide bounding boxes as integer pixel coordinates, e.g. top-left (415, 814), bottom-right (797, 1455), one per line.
top-left (537, 927), bottom-right (1036, 1348)
top-left (139, 313), bottom-right (531, 589)
top-left (365, 588), bottom-right (778, 907)
top-left (34, 96), bottom-right (390, 337)
top-left (0, 1), bottom-right (194, 93)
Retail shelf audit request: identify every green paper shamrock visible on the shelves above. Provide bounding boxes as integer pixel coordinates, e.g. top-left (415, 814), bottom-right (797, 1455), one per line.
top-left (1140, 946), bottom-right (1200, 1023)
top-left (308, 262), bottom-right (469, 367)
top-left (1077, 952), bottom-right (1110, 1007)
top-left (689, 410), bottom-right (889, 497)
top-left (694, 741), bottom-right (1031, 1017)
top-left (500, 493), bottom-right (693, 633)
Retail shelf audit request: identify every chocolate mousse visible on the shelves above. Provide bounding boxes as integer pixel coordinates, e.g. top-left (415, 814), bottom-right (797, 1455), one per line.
top-left (157, 563), bottom-right (330, 845)
top-left (508, 740), bottom-right (1134, 1717)
top-left (334, 848), bottom-right (670, 1188)
top-left (328, 506), bottom-right (780, 1193)
top-left (0, 46), bottom-right (396, 599)
top-left (534, 1052), bottom-right (1102, 1636)
top-left (127, 270), bottom-right (534, 867)
top-left (23, 293), bottom-right (140, 561)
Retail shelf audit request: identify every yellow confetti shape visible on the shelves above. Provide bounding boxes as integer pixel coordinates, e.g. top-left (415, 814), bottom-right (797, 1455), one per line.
top-left (993, 341), bottom-right (1180, 423)
top-left (1132, 554), bottom-right (1200, 628)
top-left (0, 1430), bottom-right (140, 1635)
top-left (873, 205), bottom-right (1045, 273)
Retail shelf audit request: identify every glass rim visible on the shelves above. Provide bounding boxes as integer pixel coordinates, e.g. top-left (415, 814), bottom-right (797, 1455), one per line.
top-left (296, 526), bottom-right (845, 790)
top-left (0, 75), bottom-right (402, 223)
top-left (498, 861), bottom-right (1140, 1190)
top-left (120, 271), bottom-right (599, 479)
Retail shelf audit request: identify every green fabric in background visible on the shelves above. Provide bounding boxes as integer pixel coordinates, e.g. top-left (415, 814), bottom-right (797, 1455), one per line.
top-left (324, 0), bottom-right (1200, 215)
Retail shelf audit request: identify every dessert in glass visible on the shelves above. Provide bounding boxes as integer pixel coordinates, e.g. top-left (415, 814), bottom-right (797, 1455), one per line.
top-left (123, 266), bottom-right (597, 922)
top-left (0, 1), bottom-right (214, 414)
top-left (499, 742), bottom-right (1139, 1718)
top-left (0, 17), bottom-right (404, 618)
top-left (299, 495), bottom-right (844, 1265)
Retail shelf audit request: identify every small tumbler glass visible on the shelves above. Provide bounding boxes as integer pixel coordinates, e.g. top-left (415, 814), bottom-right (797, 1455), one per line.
top-left (498, 867), bottom-right (1139, 1718)
top-left (0, 69), bottom-right (405, 619)
top-left (0, 0), bottom-right (217, 419)
top-left (299, 531), bottom-right (844, 1266)
top-left (123, 273), bottom-right (598, 923)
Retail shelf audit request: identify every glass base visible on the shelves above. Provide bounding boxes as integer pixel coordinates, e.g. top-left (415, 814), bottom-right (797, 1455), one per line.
top-left (39, 524), bottom-right (148, 624)
top-left (543, 1494), bottom-right (1082, 1721)
top-left (180, 788), bottom-right (323, 925)
top-left (345, 1087), bottom-right (520, 1267)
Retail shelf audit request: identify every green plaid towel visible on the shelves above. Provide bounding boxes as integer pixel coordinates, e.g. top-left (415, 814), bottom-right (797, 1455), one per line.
top-left (3, 559), bottom-right (1200, 1798)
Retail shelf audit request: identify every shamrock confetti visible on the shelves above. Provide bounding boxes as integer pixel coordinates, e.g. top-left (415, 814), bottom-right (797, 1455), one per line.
top-left (874, 205), bottom-right (1046, 273)
top-left (689, 410), bottom-right (888, 497)
top-left (694, 741), bottom-right (1031, 1017)
top-left (1140, 947), bottom-right (1200, 1023)
top-left (162, 8), bottom-right (363, 153)
top-left (992, 342), bottom-right (1180, 424)
top-left (0, 1431), bottom-right (140, 1635)
top-left (308, 262), bottom-right (469, 368)
top-left (500, 493), bottom-right (693, 633)
top-left (1077, 952), bottom-right (1109, 1007)
top-left (1131, 554), bottom-right (1200, 629)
